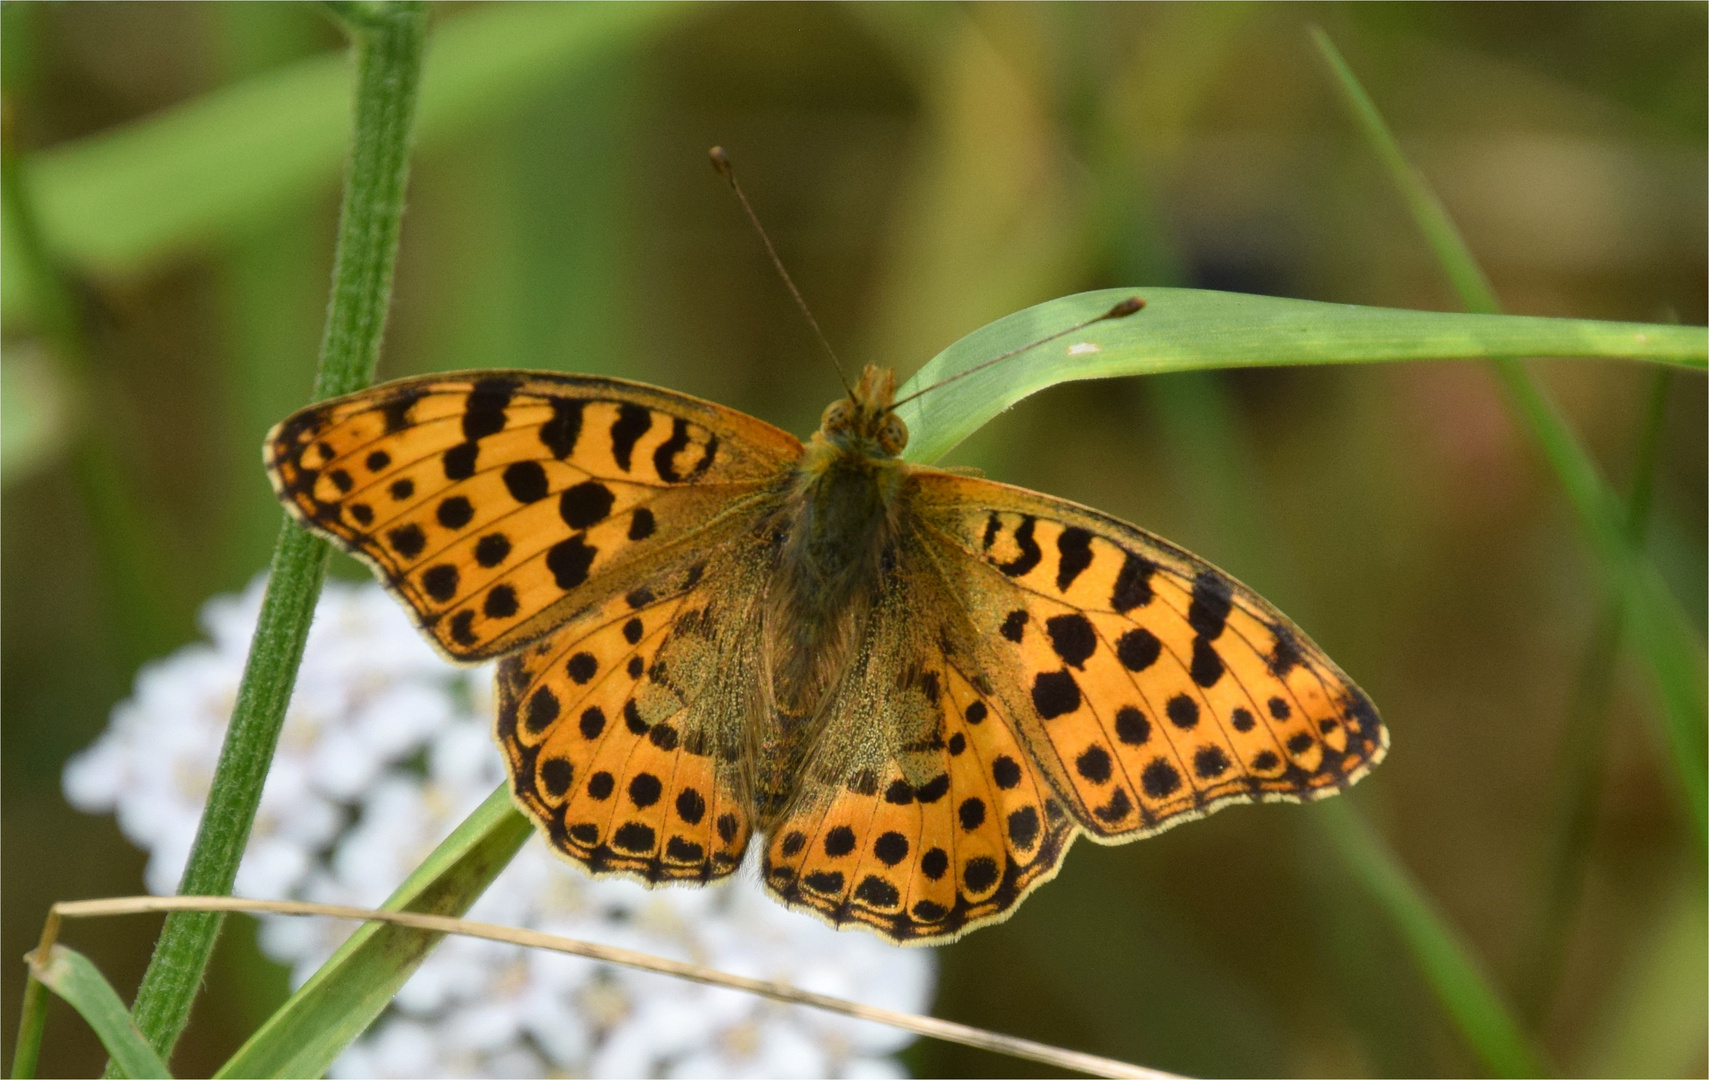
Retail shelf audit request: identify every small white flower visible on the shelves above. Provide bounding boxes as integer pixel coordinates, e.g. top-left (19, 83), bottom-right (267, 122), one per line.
top-left (67, 578), bottom-right (936, 1078)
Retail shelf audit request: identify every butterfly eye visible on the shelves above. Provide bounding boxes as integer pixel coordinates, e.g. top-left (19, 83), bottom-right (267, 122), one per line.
top-left (878, 413), bottom-right (908, 455)
top-left (821, 400), bottom-right (852, 432)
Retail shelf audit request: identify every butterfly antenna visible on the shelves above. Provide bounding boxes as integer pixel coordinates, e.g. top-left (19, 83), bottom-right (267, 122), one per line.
top-left (887, 296), bottom-right (1146, 412)
top-left (709, 146), bottom-right (855, 398)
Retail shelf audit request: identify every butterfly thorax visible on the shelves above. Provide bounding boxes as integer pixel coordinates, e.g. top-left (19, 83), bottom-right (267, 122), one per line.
top-left (753, 366), bottom-right (914, 819)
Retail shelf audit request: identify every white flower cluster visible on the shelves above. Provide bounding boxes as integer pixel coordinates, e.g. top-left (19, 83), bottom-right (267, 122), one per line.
top-left (65, 578), bottom-right (935, 1078)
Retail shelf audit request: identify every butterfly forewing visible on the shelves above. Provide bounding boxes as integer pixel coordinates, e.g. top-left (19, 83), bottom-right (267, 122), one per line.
top-left (915, 472), bottom-right (1387, 840)
top-left (266, 372), bottom-right (802, 661)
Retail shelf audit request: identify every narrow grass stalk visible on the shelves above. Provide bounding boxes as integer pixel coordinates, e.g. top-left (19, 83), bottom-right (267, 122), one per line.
top-left (119, 3), bottom-right (427, 1065)
top-left (9, 975), bottom-right (49, 1080)
top-left (1310, 24), bottom-right (1707, 848)
top-left (1521, 370), bottom-right (1674, 1019)
top-left (39, 895), bottom-right (1172, 1080)
top-left (1318, 801), bottom-right (1553, 1077)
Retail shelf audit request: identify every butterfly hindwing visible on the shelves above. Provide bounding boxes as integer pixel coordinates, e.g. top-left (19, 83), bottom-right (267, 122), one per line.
top-left (496, 549), bottom-right (766, 884)
top-left (266, 371), bottom-right (802, 661)
top-left (913, 472), bottom-right (1387, 841)
top-left (759, 538), bottom-right (1076, 944)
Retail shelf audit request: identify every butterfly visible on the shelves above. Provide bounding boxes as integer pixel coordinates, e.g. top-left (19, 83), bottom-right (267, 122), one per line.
top-left (266, 344), bottom-right (1386, 946)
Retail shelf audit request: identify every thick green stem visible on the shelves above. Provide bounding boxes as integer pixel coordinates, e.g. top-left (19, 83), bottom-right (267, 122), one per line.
top-left (119, 4), bottom-right (427, 1066)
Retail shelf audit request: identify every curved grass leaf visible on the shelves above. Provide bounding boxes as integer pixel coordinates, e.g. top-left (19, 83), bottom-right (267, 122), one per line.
top-left (213, 785), bottom-right (532, 1079)
top-left (26, 947), bottom-right (172, 1079)
top-left (894, 286), bottom-right (1704, 464)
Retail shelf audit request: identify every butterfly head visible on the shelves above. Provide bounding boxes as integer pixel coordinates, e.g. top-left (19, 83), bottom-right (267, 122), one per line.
top-left (818, 364), bottom-right (908, 457)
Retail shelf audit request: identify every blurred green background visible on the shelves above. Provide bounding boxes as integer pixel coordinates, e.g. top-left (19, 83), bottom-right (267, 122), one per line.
top-left (3, 3), bottom-right (1704, 1076)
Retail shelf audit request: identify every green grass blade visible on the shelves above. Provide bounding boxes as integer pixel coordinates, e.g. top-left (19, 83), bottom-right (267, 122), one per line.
top-left (9, 972), bottom-right (50, 1079)
top-left (3, 0), bottom-right (684, 306)
top-left (1310, 27), bottom-right (1707, 847)
top-left (121, 5), bottom-right (428, 1066)
top-left (27, 947), bottom-right (172, 1080)
top-left (894, 287), bottom-right (1703, 464)
top-left (214, 785), bottom-right (532, 1079)
top-left (1522, 373), bottom-right (1675, 1019)
top-left (1317, 802), bottom-right (1554, 1078)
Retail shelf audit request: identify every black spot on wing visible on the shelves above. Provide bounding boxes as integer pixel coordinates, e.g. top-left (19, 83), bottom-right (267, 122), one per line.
top-left (1115, 706), bottom-right (1150, 745)
top-left (676, 788), bottom-right (706, 824)
top-left (1269, 624), bottom-right (1305, 676)
top-left (1111, 550), bottom-right (1156, 612)
top-left (442, 442), bottom-right (478, 481)
top-left (1116, 628), bottom-right (1161, 671)
top-left (1031, 670), bottom-right (1081, 719)
top-left (1166, 694), bottom-right (1200, 729)
top-left (1141, 759), bottom-right (1181, 798)
top-left (475, 533), bottom-right (511, 567)
top-left (1055, 527), bottom-right (1093, 591)
top-left (997, 517), bottom-right (1041, 577)
top-left (546, 536), bottom-right (596, 589)
top-left (559, 481), bottom-right (615, 529)
top-left (1044, 613), bottom-right (1097, 669)
top-left (437, 496), bottom-right (474, 529)
top-left (1000, 609), bottom-right (1028, 643)
top-left (652, 417), bottom-right (692, 482)
top-left (1194, 745), bottom-right (1230, 779)
top-left (421, 564), bottom-right (459, 602)
top-left (484, 585), bottom-right (519, 619)
top-left (449, 611), bottom-right (476, 646)
top-left (1187, 571), bottom-right (1233, 640)
top-left (502, 461), bottom-right (549, 504)
top-left (539, 398), bottom-right (584, 458)
top-left (389, 524), bottom-right (426, 559)
top-left (854, 875), bottom-right (900, 908)
top-left (1189, 638), bottom-right (1224, 687)
top-left (382, 389), bottom-right (425, 432)
top-left (874, 832), bottom-right (908, 865)
top-left (610, 404), bottom-right (651, 472)
top-left (463, 378), bottom-right (517, 440)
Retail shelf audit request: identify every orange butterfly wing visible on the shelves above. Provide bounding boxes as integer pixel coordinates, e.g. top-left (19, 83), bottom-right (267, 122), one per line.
top-left (266, 371), bottom-right (800, 661)
top-left (494, 562), bottom-right (763, 884)
top-left (915, 472), bottom-right (1387, 840)
top-left (759, 645), bottom-right (1078, 943)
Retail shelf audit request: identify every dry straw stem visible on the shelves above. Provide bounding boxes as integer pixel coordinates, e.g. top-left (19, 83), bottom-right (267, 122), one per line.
top-left (36, 895), bottom-right (1174, 1080)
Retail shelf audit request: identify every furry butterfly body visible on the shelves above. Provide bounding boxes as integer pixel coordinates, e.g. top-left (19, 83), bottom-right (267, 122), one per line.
top-left (267, 362), bottom-right (1385, 944)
